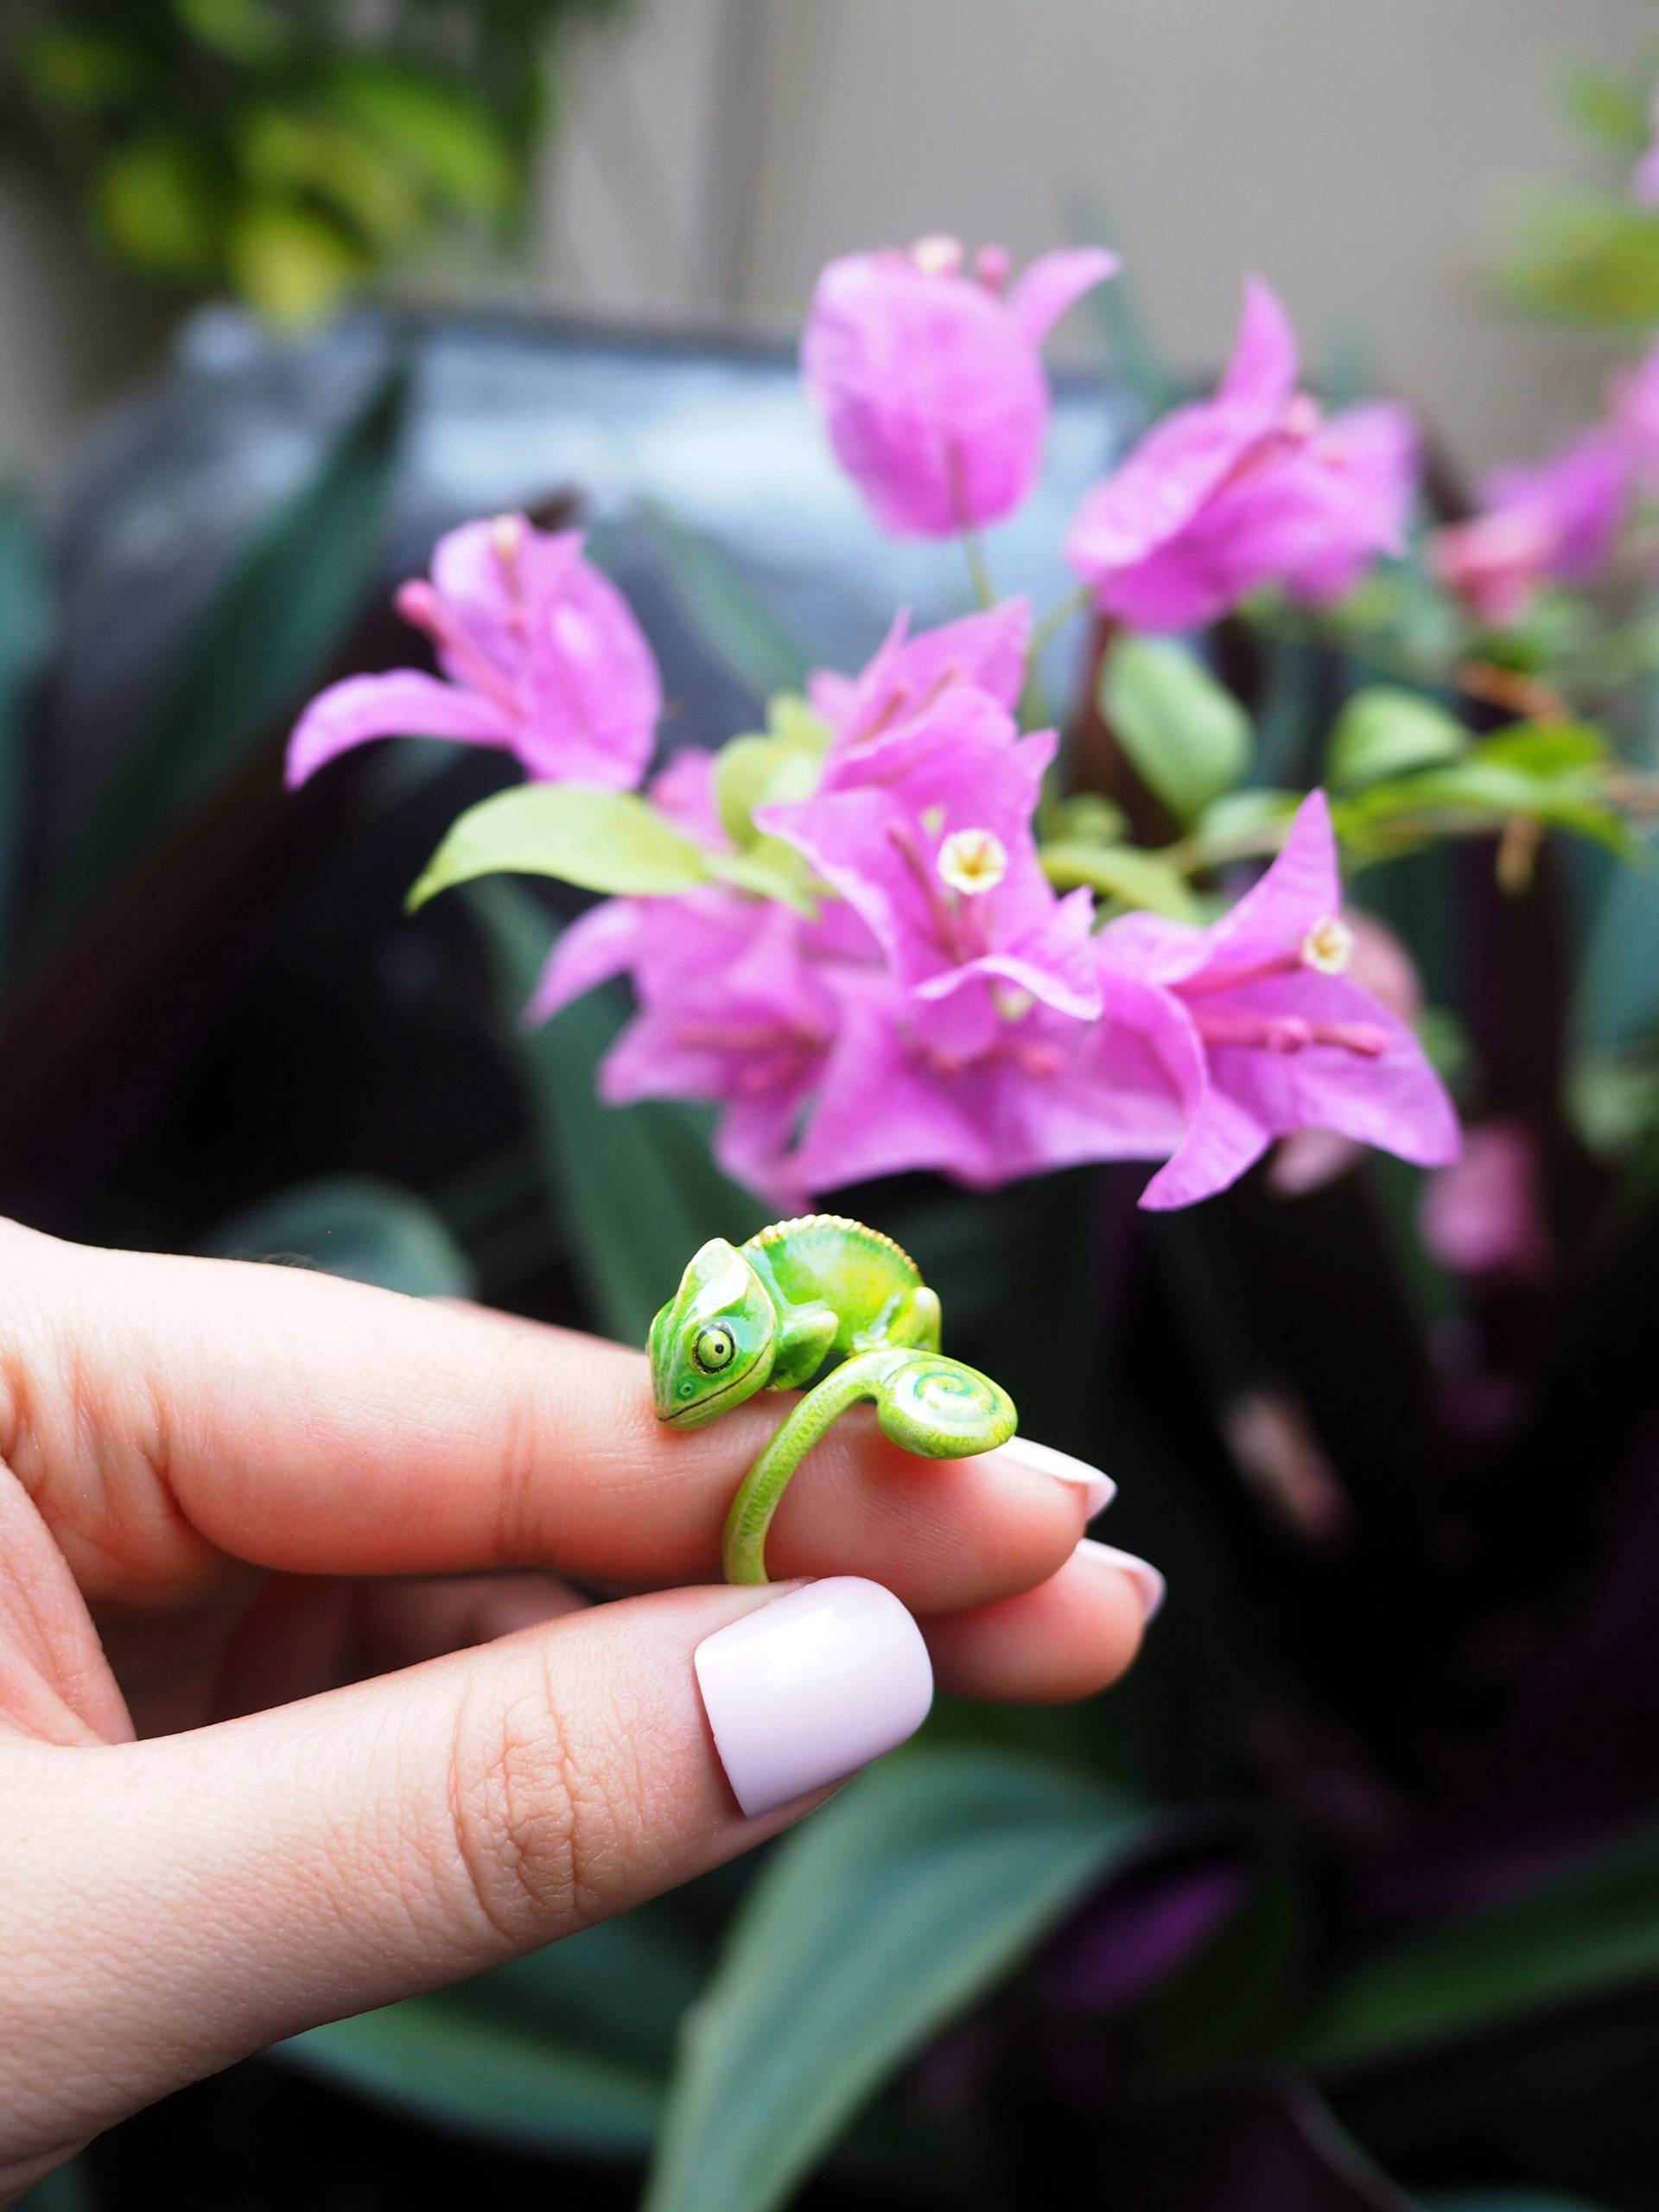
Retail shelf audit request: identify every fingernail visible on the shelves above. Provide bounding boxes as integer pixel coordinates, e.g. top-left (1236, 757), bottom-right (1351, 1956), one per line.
top-left (695, 1578), bottom-right (933, 1818)
top-left (1076, 1538), bottom-right (1166, 1624)
top-left (995, 1434), bottom-right (1116, 1519)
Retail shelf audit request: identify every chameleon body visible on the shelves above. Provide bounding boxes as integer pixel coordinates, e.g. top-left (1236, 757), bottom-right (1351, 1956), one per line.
top-left (648, 1213), bottom-right (1017, 1584)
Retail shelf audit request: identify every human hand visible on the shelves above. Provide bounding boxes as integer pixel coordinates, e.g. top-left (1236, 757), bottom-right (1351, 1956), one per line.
top-left (0, 1220), bottom-right (1160, 2199)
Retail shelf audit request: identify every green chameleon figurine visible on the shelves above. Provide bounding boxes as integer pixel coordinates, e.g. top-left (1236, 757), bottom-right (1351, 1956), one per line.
top-left (649, 1212), bottom-right (1018, 1584)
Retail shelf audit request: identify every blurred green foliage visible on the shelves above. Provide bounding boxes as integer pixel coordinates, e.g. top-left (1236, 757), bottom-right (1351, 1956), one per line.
top-left (0, 0), bottom-right (632, 323)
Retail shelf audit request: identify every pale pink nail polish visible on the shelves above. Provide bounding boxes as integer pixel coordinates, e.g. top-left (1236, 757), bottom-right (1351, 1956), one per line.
top-left (694, 1577), bottom-right (933, 1818)
top-left (1076, 1537), bottom-right (1166, 1624)
top-left (993, 1434), bottom-right (1116, 1519)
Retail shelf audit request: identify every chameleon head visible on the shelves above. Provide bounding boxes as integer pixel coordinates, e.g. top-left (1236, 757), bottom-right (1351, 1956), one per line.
top-left (649, 1237), bottom-right (778, 1427)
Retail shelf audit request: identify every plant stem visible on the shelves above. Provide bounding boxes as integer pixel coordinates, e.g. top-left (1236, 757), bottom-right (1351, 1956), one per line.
top-left (960, 527), bottom-right (997, 610)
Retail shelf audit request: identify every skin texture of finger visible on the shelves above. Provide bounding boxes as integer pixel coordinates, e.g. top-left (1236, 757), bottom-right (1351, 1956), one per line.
top-left (922, 1545), bottom-right (1149, 1703)
top-left (0, 1224), bottom-right (1090, 1616)
top-left (0, 1582), bottom-right (813, 2172)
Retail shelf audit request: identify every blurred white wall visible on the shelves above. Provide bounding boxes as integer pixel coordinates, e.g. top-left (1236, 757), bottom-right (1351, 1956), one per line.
top-left (3, 0), bottom-right (1656, 476)
top-left (534, 0), bottom-right (1659, 473)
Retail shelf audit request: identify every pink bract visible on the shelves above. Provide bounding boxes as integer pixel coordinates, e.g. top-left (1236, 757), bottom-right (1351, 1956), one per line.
top-left (286, 516), bottom-right (661, 791)
top-left (802, 240), bottom-right (1116, 537)
top-left (1064, 280), bottom-right (1418, 631)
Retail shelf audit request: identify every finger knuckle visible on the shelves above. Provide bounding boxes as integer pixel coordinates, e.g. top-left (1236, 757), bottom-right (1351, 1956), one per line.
top-left (444, 1657), bottom-right (628, 1946)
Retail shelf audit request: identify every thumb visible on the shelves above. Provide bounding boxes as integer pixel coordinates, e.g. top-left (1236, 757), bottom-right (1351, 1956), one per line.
top-left (3, 1578), bottom-right (931, 2156)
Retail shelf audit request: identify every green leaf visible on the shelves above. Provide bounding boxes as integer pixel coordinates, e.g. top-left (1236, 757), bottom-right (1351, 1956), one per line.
top-left (227, 196), bottom-right (369, 326)
top-left (1099, 636), bottom-right (1254, 824)
top-left (1039, 840), bottom-right (1202, 920)
top-left (1498, 187), bottom-right (1659, 327)
top-left (171, 0), bottom-right (293, 65)
top-left (238, 109), bottom-right (424, 251)
top-left (203, 1175), bottom-right (475, 1298)
top-left (1332, 729), bottom-right (1636, 865)
top-left (639, 503), bottom-right (812, 702)
top-left (21, 27), bottom-right (146, 106)
top-left (13, 2158), bottom-right (99, 2212)
top-left (411, 785), bottom-right (714, 910)
top-left (323, 62), bottom-right (518, 219)
top-left (644, 1748), bottom-right (1158, 2212)
top-left (94, 132), bottom-right (223, 277)
top-left (713, 703), bottom-right (828, 848)
top-left (284, 1914), bottom-right (703, 2158)
top-left (0, 494), bottom-right (52, 991)
top-left (466, 880), bottom-right (766, 1343)
top-left (1422, 2196), bottom-right (1614, 2212)
top-left (1327, 687), bottom-right (1467, 790)
top-left (1578, 855), bottom-right (1659, 1048)
top-left (1562, 66), bottom-right (1650, 155)
top-left (53, 361), bottom-right (408, 929)
top-left (1282, 1819), bottom-right (1659, 2074)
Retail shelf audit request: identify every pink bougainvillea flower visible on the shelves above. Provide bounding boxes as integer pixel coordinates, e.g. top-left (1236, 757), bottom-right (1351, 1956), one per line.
top-left (1064, 280), bottom-right (1418, 631)
top-left (287, 514), bottom-right (661, 791)
top-left (789, 967), bottom-right (1183, 1195)
top-left (758, 690), bottom-right (1100, 1041)
top-left (1429, 430), bottom-right (1630, 627)
top-left (1269, 911), bottom-right (1425, 1194)
top-left (802, 238), bottom-right (1117, 537)
top-left (1095, 791), bottom-right (1459, 1208)
top-left (531, 886), bottom-right (874, 1205)
top-left (1419, 1120), bottom-right (1548, 1279)
top-left (809, 599), bottom-right (1031, 756)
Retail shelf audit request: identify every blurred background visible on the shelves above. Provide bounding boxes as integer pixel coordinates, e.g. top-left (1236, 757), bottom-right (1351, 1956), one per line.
top-left (10, 5), bottom-right (1659, 2212)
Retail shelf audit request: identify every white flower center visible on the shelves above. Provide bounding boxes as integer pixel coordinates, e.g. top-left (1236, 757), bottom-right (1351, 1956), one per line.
top-left (1300, 914), bottom-right (1356, 975)
top-left (937, 827), bottom-right (1008, 896)
top-left (911, 233), bottom-right (965, 277)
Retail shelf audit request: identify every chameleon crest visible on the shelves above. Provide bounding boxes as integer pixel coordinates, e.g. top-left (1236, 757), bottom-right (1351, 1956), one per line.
top-left (649, 1237), bottom-right (778, 1427)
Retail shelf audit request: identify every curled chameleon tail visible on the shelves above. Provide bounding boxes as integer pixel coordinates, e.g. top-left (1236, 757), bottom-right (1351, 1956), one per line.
top-left (646, 1215), bottom-right (1019, 1586)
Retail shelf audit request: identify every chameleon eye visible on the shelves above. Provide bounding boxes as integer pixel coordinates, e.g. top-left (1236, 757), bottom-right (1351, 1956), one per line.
top-left (694, 1325), bottom-right (735, 1374)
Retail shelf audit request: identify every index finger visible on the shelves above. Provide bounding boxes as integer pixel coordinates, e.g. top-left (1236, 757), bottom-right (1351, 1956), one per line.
top-left (1, 1224), bottom-right (1114, 1616)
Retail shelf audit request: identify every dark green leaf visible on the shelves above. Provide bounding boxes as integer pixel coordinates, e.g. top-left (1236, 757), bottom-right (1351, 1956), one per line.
top-left (639, 503), bottom-right (811, 702)
top-left (1577, 854), bottom-right (1659, 1048)
top-left (1100, 636), bottom-right (1254, 824)
top-left (21, 27), bottom-right (146, 106)
top-left (1327, 688), bottom-right (1467, 790)
top-left (1282, 1820), bottom-right (1659, 2074)
top-left (94, 131), bottom-right (223, 276)
top-left (644, 1748), bottom-right (1159, 2212)
top-left (466, 880), bottom-right (766, 1343)
top-left (13, 2158), bottom-right (99, 2212)
top-left (54, 362), bottom-right (407, 927)
top-left (172, 0), bottom-right (293, 66)
top-left (411, 785), bottom-right (714, 909)
top-left (203, 1175), bottom-right (475, 1298)
top-left (0, 494), bottom-right (52, 990)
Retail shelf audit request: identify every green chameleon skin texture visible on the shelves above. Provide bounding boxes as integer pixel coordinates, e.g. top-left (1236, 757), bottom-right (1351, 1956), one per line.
top-left (648, 1213), bottom-right (1018, 1585)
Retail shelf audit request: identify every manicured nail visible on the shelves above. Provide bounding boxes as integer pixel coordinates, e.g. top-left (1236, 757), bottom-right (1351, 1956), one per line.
top-left (1076, 1538), bottom-right (1166, 1624)
top-left (995, 1434), bottom-right (1116, 1519)
top-left (694, 1577), bottom-right (933, 1818)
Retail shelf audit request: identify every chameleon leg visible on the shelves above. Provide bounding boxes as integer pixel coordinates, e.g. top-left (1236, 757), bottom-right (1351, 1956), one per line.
top-left (721, 1347), bottom-right (1018, 1585)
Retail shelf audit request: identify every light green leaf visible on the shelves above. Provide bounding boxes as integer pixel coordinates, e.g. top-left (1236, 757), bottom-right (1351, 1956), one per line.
top-left (711, 839), bottom-right (821, 916)
top-left (713, 704), bottom-right (828, 849)
top-left (1099, 636), bottom-right (1254, 824)
top-left (1039, 840), bottom-right (1202, 920)
top-left (1327, 687), bottom-right (1467, 790)
top-left (411, 785), bottom-right (714, 910)
top-left (1189, 786), bottom-right (1300, 866)
top-left (203, 1175), bottom-right (475, 1298)
top-left (324, 61), bottom-right (518, 219)
top-left (639, 503), bottom-right (812, 702)
top-left (227, 196), bottom-right (369, 326)
top-left (1499, 186), bottom-right (1659, 327)
top-left (53, 361), bottom-right (407, 931)
top-left (1562, 66), bottom-right (1650, 155)
top-left (644, 1748), bottom-right (1157, 2212)
top-left (466, 880), bottom-right (766, 1342)
top-left (1282, 1819), bottom-right (1659, 2074)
